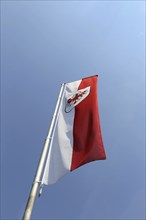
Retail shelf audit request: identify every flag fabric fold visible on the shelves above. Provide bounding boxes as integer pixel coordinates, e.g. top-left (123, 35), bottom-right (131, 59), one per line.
top-left (42, 75), bottom-right (106, 185)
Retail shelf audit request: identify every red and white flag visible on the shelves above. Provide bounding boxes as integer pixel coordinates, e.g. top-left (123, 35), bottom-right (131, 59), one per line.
top-left (42, 75), bottom-right (106, 185)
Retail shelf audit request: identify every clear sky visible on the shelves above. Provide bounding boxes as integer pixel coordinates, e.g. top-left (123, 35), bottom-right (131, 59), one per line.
top-left (1, 1), bottom-right (145, 219)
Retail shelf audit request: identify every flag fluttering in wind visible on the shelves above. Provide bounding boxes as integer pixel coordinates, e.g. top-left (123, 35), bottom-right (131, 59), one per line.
top-left (42, 75), bottom-right (106, 185)
top-left (23, 75), bottom-right (106, 220)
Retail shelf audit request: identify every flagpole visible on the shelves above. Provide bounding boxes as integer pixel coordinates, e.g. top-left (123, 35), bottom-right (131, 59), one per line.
top-left (22, 83), bottom-right (65, 220)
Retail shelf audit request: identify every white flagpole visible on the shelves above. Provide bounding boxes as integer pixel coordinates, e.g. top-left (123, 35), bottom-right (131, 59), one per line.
top-left (22, 83), bottom-right (66, 220)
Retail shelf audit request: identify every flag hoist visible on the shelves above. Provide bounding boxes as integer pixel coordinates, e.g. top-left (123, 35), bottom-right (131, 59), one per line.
top-left (23, 75), bottom-right (106, 220)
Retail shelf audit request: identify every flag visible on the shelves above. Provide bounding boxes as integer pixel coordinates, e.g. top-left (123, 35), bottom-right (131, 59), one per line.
top-left (42, 75), bottom-right (106, 185)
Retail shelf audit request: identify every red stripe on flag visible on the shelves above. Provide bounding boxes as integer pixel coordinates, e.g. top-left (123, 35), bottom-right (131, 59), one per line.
top-left (71, 75), bottom-right (106, 171)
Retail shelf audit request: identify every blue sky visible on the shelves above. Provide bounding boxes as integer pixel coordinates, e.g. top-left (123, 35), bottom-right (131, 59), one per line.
top-left (1, 1), bottom-right (145, 219)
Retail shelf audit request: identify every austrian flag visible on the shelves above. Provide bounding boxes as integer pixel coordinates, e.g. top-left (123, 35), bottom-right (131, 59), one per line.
top-left (42, 75), bottom-right (106, 185)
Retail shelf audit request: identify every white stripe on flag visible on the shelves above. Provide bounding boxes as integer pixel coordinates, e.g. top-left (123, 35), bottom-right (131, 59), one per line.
top-left (42, 80), bottom-right (81, 184)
